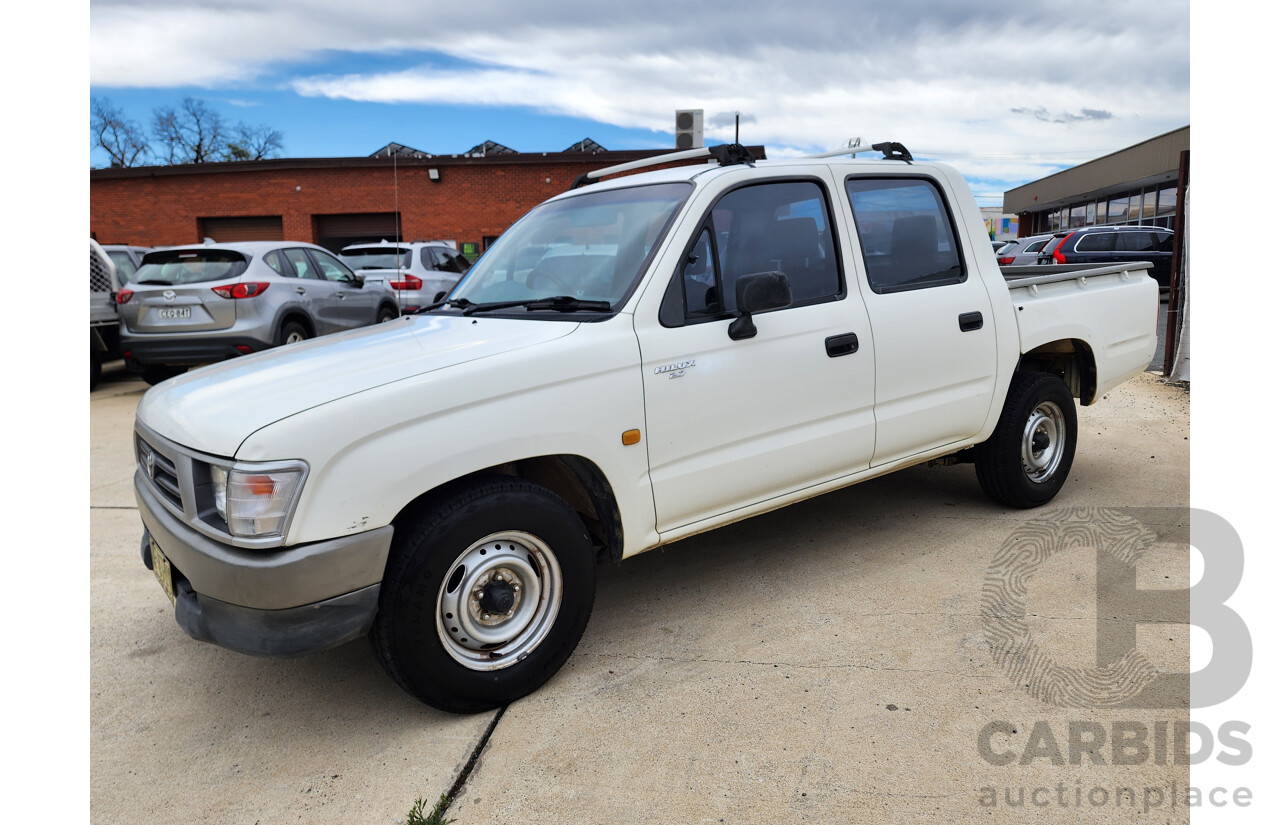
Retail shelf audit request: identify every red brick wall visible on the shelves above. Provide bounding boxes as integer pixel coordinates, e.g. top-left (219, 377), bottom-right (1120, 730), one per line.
top-left (89, 151), bottom-right (745, 251)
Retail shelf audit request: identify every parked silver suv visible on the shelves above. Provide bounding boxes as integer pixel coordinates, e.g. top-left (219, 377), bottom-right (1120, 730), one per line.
top-left (339, 241), bottom-right (471, 313)
top-left (119, 241), bottom-right (401, 384)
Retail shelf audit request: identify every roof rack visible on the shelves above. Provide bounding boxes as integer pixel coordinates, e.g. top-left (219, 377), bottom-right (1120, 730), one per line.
top-left (570, 143), bottom-right (757, 189)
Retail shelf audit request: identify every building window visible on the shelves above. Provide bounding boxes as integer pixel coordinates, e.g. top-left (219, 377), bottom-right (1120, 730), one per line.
top-left (1106, 195), bottom-right (1129, 224)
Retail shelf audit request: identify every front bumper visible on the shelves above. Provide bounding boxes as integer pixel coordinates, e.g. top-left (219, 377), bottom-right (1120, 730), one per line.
top-left (142, 535), bottom-right (380, 657)
top-left (136, 471), bottom-right (394, 657)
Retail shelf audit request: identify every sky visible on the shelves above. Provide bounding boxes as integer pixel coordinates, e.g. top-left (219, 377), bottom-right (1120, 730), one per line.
top-left (87, 0), bottom-right (1190, 207)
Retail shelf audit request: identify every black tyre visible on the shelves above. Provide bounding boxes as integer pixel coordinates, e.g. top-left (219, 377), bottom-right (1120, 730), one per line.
top-left (140, 364), bottom-right (186, 386)
top-left (372, 476), bottom-right (596, 713)
top-left (974, 371), bottom-right (1078, 509)
top-left (377, 305), bottom-right (399, 323)
top-left (90, 352), bottom-right (102, 390)
top-left (277, 320), bottom-right (309, 346)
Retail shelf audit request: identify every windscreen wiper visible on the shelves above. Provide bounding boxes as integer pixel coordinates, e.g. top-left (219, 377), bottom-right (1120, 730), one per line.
top-left (461, 296), bottom-right (613, 316)
top-left (134, 279), bottom-right (174, 285)
top-left (414, 297), bottom-right (474, 314)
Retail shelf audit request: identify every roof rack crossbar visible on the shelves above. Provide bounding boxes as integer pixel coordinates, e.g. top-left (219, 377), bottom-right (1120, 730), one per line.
top-left (799, 145), bottom-right (882, 159)
top-left (799, 141), bottom-right (913, 162)
top-left (571, 147), bottom-right (714, 189)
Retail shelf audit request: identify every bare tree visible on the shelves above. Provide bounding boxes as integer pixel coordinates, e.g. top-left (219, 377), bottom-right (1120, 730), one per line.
top-left (226, 122), bottom-right (284, 161)
top-left (151, 97), bottom-right (229, 164)
top-left (91, 97), bottom-right (150, 168)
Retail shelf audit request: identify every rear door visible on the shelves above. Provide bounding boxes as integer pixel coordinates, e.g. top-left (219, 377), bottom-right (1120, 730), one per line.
top-left (1116, 230), bottom-right (1172, 286)
top-left (307, 247), bottom-right (381, 327)
top-left (124, 249), bottom-right (245, 333)
top-left (282, 247), bottom-right (345, 334)
top-left (841, 174), bottom-right (998, 466)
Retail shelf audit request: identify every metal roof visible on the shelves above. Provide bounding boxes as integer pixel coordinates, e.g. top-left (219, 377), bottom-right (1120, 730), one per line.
top-left (1003, 126), bottom-right (1189, 215)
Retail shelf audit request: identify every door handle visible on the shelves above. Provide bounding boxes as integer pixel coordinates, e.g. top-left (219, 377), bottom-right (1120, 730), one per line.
top-left (959, 311), bottom-right (984, 332)
top-left (295, 287), bottom-right (306, 295)
top-left (825, 332), bottom-right (860, 357)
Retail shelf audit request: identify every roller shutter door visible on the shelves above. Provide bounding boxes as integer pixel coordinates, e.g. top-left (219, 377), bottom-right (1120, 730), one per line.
top-left (314, 213), bottom-right (401, 252)
top-left (198, 216), bottom-right (284, 242)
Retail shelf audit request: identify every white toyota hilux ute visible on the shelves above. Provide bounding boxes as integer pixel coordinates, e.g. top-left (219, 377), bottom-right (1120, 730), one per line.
top-left (133, 143), bottom-right (1159, 712)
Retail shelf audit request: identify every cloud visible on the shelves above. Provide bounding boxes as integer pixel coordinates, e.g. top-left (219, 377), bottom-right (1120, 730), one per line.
top-left (90, 0), bottom-right (1188, 200)
top-left (1011, 107), bottom-right (1115, 124)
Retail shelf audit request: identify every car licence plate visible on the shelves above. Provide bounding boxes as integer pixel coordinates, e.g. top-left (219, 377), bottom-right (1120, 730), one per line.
top-left (156, 307), bottom-right (191, 320)
top-left (150, 537), bottom-right (176, 605)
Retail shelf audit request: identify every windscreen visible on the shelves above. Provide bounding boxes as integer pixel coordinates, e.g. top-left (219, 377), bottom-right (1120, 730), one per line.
top-left (448, 182), bottom-right (692, 308)
top-left (134, 250), bottom-right (249, 285)
top-left (340, 247), bottom-right (411, 269)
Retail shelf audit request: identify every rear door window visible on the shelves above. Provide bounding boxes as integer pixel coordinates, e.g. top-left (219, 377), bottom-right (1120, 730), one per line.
top-left (284, 248), bottom-right (320, 279)
top-left (1118, 231), bottom-right (1157, 252)
top-left (1076, 233), bottom-right (1117, 252)
top-left (845, 177), bottom-right (964, 293)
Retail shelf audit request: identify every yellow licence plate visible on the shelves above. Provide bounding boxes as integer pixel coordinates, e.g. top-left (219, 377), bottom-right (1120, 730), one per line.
top-left (150, 537), bottom-right (176, 606)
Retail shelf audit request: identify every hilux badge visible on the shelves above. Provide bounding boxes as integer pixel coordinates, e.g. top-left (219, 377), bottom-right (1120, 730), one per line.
top-left (655, 359), bottom-right (695, 379)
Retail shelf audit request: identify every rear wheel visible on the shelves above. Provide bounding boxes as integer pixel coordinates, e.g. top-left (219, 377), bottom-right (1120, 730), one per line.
top-left (974, 371), bottom-right (1077, 508)
top-left (90, 352), bottom-right (102, 390)
top-left (277, 320), bottom-right (309, 346)
top-left (371, 477), bottom-right (596, 713)
top-left (377, 306), bottom-right (398, 323)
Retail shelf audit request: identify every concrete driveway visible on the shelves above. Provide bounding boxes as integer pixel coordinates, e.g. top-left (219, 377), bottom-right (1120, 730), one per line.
top-left (91, 362), bottom-right (1190, 824)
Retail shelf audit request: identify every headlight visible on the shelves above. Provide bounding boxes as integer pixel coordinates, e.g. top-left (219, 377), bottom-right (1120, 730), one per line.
top-left (210, 463), bottom-right (306, 539)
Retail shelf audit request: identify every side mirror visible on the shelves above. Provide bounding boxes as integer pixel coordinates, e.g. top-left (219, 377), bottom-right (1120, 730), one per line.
top-left (351, 274), bottom-right (365, 287)
top-left (728, 271), bottom-right (792, 340)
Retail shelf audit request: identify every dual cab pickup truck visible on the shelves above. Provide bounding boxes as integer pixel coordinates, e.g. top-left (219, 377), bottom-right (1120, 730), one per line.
top-left (132, 143), bottom-right (1158, 712)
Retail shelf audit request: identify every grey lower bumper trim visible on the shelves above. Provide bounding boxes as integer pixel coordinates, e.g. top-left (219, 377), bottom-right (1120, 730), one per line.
top-left (174, 575), bottom-right (381, 658)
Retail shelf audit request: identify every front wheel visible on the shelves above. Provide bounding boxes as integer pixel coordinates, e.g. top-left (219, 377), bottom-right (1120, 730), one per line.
top-left (974, 371), bottom-right (1078, 508)
top-left (371, 477), bottom-right (596, 713)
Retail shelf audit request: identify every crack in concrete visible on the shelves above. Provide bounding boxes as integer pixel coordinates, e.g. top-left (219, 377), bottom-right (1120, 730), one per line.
top-left (581, 652), bottom-right (994, 680)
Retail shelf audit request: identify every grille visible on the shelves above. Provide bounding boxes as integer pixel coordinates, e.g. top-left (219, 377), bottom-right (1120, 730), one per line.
top-left (90, 245), bottom-right (114, 293)
top-left (137, 435), bottom-right (182, 510)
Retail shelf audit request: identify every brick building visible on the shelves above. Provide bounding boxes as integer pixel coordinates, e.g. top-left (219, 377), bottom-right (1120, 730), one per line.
top-left (90, 143), bottom-right (767, 258)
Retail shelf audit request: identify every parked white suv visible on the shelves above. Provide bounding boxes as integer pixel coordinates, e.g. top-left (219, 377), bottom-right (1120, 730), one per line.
top-left (339, 241), bottom-right (471, 313)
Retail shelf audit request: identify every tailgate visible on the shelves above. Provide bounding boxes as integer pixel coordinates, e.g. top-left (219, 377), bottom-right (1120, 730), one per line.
top-left (123, 249), bottom-right (248, 333)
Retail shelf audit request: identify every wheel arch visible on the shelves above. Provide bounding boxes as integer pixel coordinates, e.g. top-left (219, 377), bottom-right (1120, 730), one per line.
top-left (1017, 338), bottom-right (1099, 405)
top-left (273, 307), bottom-right (316, 341)
top-left (393, 454), bottom-right (625, 563)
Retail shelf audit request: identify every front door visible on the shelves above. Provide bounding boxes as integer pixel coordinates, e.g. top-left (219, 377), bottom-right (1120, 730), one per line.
top-left (635, 176), bottom-right (877, 532)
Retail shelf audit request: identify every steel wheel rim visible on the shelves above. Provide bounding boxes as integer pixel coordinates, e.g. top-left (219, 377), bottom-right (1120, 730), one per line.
top-left (1022, 401), bottom-right (1065, 483)
top-left (284, 331), bottom-right (306, 344)
top-left (436, 531), bottom-right (563, 671)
